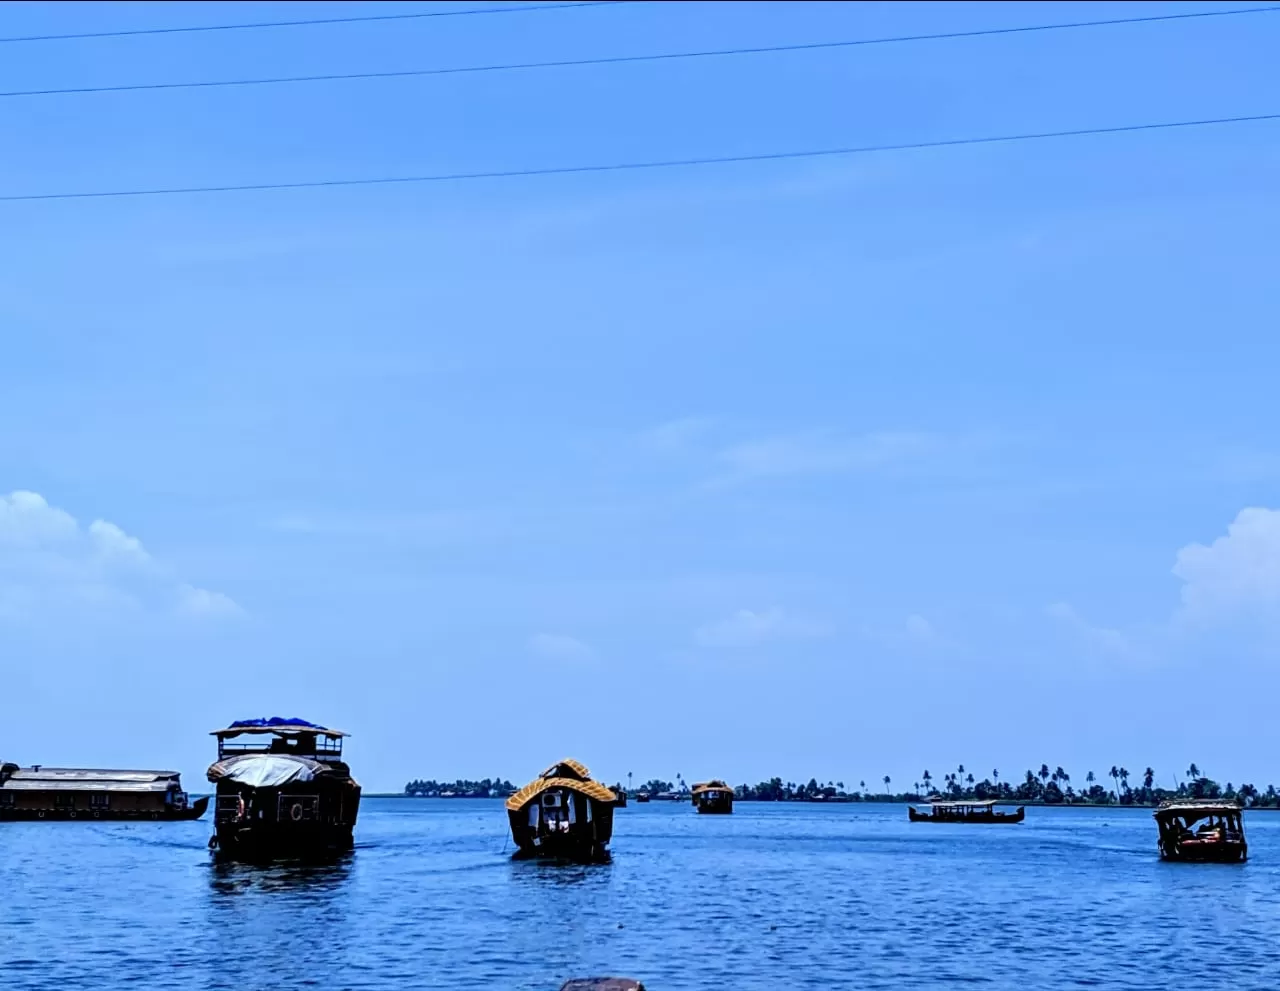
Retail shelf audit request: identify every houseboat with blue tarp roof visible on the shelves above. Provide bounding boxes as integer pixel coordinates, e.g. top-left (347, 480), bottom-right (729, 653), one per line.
top-left (207, 717), bottom-right (360, 860)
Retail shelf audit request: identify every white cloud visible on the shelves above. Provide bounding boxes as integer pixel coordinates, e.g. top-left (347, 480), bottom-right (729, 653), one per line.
top-left (904, 614), bottom-right (935, 643)
top-left (714, 431), bottom-right (946, 483)
top-left (176, 584), bottom-right (243, 619)
top-left (528, 633), bottom-right (595, 663)
top-left (0, 490), bottom-right (238, 624)
top-left (1047, 602), bottom-right (1141, 659)
top-left (695, 608), bottom-right (829, 647)
top-left (1174, 507), bottom-right (1280, 623)
top-left (638, 417), bottom-right (716, 455)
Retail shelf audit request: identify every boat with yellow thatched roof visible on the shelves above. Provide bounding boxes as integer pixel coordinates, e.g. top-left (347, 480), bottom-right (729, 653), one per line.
top-left (506, 759), bottom-right (617, 862)
top-left (691, 780), bottom-right (734, 814)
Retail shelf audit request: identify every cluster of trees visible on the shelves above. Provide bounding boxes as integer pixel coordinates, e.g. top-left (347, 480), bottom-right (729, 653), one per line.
top-left (403, 777), bottom-right (516, 798)
top-left (729, 763), bottom-right (1280, 807)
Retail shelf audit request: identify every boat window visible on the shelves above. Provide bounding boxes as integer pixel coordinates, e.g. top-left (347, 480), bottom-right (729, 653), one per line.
top-left (54, 793), bottom-right (75, 808)
top-left (89, 794), bottom-right (110, 809)
top-left (0, 792), bottom-right (13, 808)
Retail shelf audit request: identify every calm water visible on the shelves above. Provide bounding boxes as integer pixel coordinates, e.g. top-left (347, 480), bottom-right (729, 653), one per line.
top-left (2, 799), bottom-right (1279, 990)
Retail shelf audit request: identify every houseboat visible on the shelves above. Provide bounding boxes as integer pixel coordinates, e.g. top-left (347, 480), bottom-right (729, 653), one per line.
top-left (908, 799), bottom-right (1025, 823)
top-left (1154, 800), bottom-right (1247, 862)
top-left (506, 759), bottom-right (617, 862)
top-left (635, 791), bottom-right (651, 803)
top-left (207, 717), bottom-right (361, 860)
top-left (0, 762), bottom-right (207, 821)
top-left (691, 780), bottom-right (734, 814)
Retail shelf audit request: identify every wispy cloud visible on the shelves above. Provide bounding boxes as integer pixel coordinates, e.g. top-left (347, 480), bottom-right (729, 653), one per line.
top-left (694, 607), bottom-right (830, 648)
top-left (716, 430), bottom-right (942, 482)
top-left (637, 417), bottom-right (716, 455)
top-left (268, 509), bottom-right (496, 545)
top-left (1046, 602), bottom-right (1142, 660)
top-left (528, 632), bottom-right (596, 663)
top-left (0, 490), bottom-right (239, 624)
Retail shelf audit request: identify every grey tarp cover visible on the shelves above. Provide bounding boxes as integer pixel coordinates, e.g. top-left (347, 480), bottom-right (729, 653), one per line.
top-left (206, 754), bottom-right (326, 788)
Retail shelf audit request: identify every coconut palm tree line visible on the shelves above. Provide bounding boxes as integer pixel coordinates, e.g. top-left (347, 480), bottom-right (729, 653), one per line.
top-left (730, 762), bottom-right (1280, 805)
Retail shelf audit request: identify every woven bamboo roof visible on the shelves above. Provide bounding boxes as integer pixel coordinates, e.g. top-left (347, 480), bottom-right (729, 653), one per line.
top-left (692, 780), bottom-right (732, 795)
top-left (506, 759), bottom-right (616, 811)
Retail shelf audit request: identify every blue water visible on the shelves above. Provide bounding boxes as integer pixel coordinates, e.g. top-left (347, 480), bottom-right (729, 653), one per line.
top-left (2, 799), bottom-right (1278, 989)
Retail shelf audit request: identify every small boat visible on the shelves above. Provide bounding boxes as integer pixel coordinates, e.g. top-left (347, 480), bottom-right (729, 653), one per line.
top-left (0, 762), bottom-right (207, 821)
top-left (691, 780), bottom-right (734, 814)
top-left (207, 717), bottom-right (361, 860)
top-left (506, 759), bottom-right (617, 862)
top-left (1154, 800), bottom-right (1247, 862)
top-left (908, 799), bottom-right (1025, 823)
top-left (635, 791), bottom-right (651, 803)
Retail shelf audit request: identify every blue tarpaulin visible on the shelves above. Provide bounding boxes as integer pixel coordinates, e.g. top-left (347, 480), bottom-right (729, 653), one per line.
top-left (228, 717), bottom-right (322, 729)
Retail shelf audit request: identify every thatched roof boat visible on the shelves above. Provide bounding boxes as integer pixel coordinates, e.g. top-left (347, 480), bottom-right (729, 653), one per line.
top-left (1154, 800), bottom-right (1246, 862)
top-left (506, 759), bottom-right (617, 862)
top-left (691, 779), bottom-right (734, 814)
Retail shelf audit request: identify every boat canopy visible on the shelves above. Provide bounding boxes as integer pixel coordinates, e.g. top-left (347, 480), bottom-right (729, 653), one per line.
top-left (692, 780), bottom-right (733, 795)
top-left (505, 759), bottom-right (616, 812)
top-left (207, 753), bottom-right (331, 788)
top-left (1154, 801), bottom-right (1242, 824)
top-left (0, 767), bottom-right (182, 793)
top-left (928, 799), bottom-right (1002, 807)
top-left (211, 717), bottom-right (348, 738)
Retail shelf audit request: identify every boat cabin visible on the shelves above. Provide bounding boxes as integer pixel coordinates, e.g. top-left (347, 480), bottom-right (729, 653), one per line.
top-left (909, 799), bottom-right (1025, 823)
top-left (691, 780), bottom-right (734, 814)
top-left (506, 759), bottom-right (618, 862)
top-left (207, 717), bottom-right (361, 860)
top-left (1154, 801), bottom-right (1246, 862)
top-left (0, 762), bottom-right (205, 820)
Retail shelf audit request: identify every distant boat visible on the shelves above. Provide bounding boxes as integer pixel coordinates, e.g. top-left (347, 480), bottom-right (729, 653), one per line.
top-left (207, 717), bottom-right (361, 860)
top-left (0, 762), bottom-right (207, 821)
top-left (908, 799), bottom-right (1025, 823)
top-left (635, 791), bottom-right (651, 803)
top-left (1154, 800), bottom-right (1246, 862)
top-left (691, 780), bottom-right (734, 815)
top-left (506, 759), bottom-right (617, 863)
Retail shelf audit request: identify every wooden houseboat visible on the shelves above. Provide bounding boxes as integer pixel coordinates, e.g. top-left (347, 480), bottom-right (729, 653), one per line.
top-left (1154, 801), bottom-right (1247, 862)
top-left (207, 718), bottom-right (361, 860)
top-left (0, 762), bottom-right (207, 821)
top-left (908, 799), bottom-right (1025, 823)
top-left (635, 791), bottom-right (651, 803)
top-left (691, 780), bottom-right (734, 814)
top-left (506, 759), bottom-right (617, 862)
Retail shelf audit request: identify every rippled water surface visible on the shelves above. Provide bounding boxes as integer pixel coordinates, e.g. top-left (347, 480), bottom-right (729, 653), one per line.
top-left (3, 799), bottom-right (1279, 989)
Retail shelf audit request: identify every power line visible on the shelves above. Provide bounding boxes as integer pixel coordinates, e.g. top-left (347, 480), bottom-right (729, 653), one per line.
top-left (0, 1), bottom-right (631, 45)
top-left (2, 5), bottom-right (1277, 100)
top-left (2, 111), bottom-right (1276, 204)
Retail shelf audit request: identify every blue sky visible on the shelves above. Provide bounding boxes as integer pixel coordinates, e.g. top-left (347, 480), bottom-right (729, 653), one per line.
top-left (2, 1), bottom-right (1279, 793)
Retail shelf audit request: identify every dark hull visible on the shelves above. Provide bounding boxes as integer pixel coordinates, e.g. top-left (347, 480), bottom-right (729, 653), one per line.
top-left (512, 836), bottom-right (611, 864)
top-left (1161, 840), bottom-right (1247, 863)
top-left (212, 781), bottom-right (359, 862)
top-left (694, 798), bottom-right (733, 814)
top-left (1, 796), bottom-right (208, 822)
top-left (909, 806), bottom-right (1025, 823)
top-left (635, 794), bottom-right (650, 803)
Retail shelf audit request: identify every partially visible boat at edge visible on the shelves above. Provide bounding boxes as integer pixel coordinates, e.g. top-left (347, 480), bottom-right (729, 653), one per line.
top-left (1154, 800), bottom-right (1246, 863)
top-left (908, 799), bottom-right (1025, 823)
top-left (506, 759), bottom-right (618, 863)
top-left (0, 762), bottom-right (207, 821)
top-left (207, 717), bottom-right (360, 860)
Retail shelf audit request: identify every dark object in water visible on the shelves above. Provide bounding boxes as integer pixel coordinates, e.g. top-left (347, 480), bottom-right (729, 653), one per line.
top-left (908, 799), bottom-right (1025, 823)
top-left (506, 759), bottom-right (616, 863)
top-left (691, 779), bottom-right (734, 815)
top-left (635, 791), bottom-right (651, 803)
top-left (0, 762), bottom-right (207, 821)
top-left (560, 981), bottom-right (645, 991)
top-left (1154, 800), bottom-right (1247, 863)
top-left (207, 718), bottom-right (360, 861)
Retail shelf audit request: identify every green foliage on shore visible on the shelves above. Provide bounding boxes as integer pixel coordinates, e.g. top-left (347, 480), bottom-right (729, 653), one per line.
top-left (403, 778), bottom-right (516, 798)
top-left (733, 764), bottom-right (1280, 806)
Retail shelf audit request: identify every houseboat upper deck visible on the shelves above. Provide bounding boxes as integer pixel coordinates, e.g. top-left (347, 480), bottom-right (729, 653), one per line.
top-left (909, 799), bottom-right (1025, 823)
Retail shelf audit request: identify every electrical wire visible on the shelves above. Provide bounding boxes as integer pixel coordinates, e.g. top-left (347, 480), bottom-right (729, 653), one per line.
top-left (2, 5), bottom-right (1276, 99)
top-left (2, 111), bottom-right (1275, 204)
top-left (0, 1), bottom-right (633, 45)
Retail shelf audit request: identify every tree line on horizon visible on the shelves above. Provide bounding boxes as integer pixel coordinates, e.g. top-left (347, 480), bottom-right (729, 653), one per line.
top-left (732, 763), bottom-right (1280, 806)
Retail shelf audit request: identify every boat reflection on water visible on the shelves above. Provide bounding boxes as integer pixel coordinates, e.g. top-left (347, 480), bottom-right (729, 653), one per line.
top-left (208, 854), bottom-right (354, 897)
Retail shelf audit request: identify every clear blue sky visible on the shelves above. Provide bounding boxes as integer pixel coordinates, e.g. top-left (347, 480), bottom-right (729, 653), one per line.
top-left (2, 1), bottom-right (1278, 793)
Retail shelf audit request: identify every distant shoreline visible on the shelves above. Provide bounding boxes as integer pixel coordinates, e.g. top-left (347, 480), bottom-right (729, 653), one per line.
top-left (370, 793), bottom-right (1277, 809)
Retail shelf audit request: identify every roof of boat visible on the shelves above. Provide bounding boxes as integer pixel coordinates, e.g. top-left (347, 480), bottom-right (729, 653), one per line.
top-left (0, 767), bottom-right (181, 792)
top-left (211, 717), bottom-right (347, 738)
top-left (1154, 800), bottom-right (1242, 817)
top-left (928, 799), bottom-right (1002, 806)
top-left (692, 780), bottom-right (732, 794)
top-left (505, 759), bottom-right (617, 811)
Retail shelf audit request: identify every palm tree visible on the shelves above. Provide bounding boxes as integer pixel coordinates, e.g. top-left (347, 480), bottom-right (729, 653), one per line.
top-left (966, 773), bottom-right (975, 790)
top-left (1056, 767), bottom-right (1070, 788)
top-left (1119, 768), bottom-right (1130, 794)
top-left (1187, 763), bottom-right (1201, 781)
top-left (993, 769), bottom-right (999, 787)
top-left (1038, 764), bottom-right (1051, 789)
top-left (883, 775), bottom-right (891, 796)
top-left (914, 781), bottom-right (921, 795)
top-left (859, 780), bottom-right (866, 795)
top-left (1143, 768), bottom-right (1154, 791)
top-left (1086, 771), bottom-right (1095, 789)
top-left (922, 770), bottom-right (932, 793)
top-left (1109, 765), bottom-right (1120, 800)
